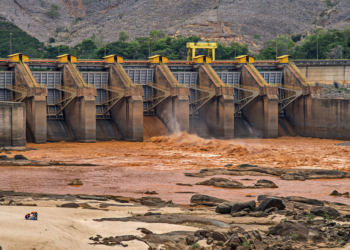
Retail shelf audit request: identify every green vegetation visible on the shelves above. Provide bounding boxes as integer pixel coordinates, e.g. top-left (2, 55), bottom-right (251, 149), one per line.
top-left (323, 213), bottom-right (333, 222)
top-left (47, 4), bottom-right (60, 19)
top-left (191, 243), bottom-right (200, 249)
top-left (291, 232), bottom-right (299, 240)
top-left (242, 241), bottom-right (250, 249)
top-left (0, 18), bottom-right (45, 58)
top-left (2, 18), bottom-right (350, 61)
top-left (306, 213), bottom-right (314, 223)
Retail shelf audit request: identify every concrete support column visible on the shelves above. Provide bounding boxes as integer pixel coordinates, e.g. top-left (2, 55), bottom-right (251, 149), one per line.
top-left (63, 64), bottom-right (97, 142)
top-left (154, 65), bottom-right (190, 134)
top-left (14, 64), bottom-right (48, 143)
top-left (109, 65), bottom-right (144, 142)
top-left (217, 95), bottom-right (235, 139)
top-left (64, 89), bottom-right (97, 142)
top-left (0, 102), bottom-right (26, 147)
top-left (25, 95), bottom-right (47, 143)
top-left (110, 92), bottom-right (144, 142)
top-left (199, 93), bottom-right (235, 139)
top-left (172, 94), bottom-right (190, 133)
top-left (156, 89), bottom-right (190, 134)
top-left (285, 86), bottom-right (321, 138)
top-left (242, 87), bottom-right (278, 138)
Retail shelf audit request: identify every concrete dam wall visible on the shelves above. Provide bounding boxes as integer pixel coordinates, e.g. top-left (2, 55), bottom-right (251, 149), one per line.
top-left (1, 55), bottom-right (350, 144)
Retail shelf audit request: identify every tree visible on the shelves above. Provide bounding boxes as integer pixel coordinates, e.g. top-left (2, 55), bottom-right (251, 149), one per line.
top-left (325, 45), bottom-right (344, 59)
top-left (265, 35), bottom-right (295, 57)
top-left (257, 47), bottom-right (276, 60)
top-left (47, 4), bottom-right (60, 19)
top-left (71, 39), bottom-right (97, 58)
top-left (149, 30), bottom-right (165, 41)
top-left (118, 31), bottom-right (130, 43)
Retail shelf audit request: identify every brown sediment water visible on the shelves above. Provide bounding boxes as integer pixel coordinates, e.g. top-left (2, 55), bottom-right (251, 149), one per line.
top-left (143, 116), bottom-right (168, 141)
top-left (1, 132), bottom-right (350, 205)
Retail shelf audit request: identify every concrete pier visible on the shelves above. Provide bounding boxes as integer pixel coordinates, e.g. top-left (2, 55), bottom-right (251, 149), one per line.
top-left (240, 65), bottom-right (279, 138)
top-left (282, 63), bottom-right (350, 140)
top-left (14, 63), bottom-right (48, 143)
top-left (0, 102), bottom-right (26, 147)
top-left (197, 64), bottom-right (235, 139)
top-left (109, 64), bottom-right (144, 141)
top-left (63, 64), bottom-right (97, 142)
top-left (155, 64), bottom-right (190, 133)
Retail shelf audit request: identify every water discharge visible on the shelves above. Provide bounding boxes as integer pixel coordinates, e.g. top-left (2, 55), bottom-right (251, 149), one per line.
top-left (1, 133), bottom-right (350, 205)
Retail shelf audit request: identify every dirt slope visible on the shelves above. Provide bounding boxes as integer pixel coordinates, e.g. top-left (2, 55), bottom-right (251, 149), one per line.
top-left (1, 0), bottom-right (349, 50)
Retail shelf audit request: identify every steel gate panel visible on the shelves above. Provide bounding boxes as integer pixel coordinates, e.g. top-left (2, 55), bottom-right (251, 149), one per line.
top-left (216, 72), bottom-right (241, 85)
top-left (172, 72), bottom-right (198, 87)
top-left (0, 72), bottom-right (14, 101)
top-left (33, 72), bottom-right (63, 118)
top-left (125, 69), bottom-right (154, 85)
top-left (190, 89), bottom-right (197, 103)
top-left (260, 72), bottom-right (283, 84)
top-left (81, 72), bottom-right (109, 116)
top-left (33, 72), bottom-right (62, 87)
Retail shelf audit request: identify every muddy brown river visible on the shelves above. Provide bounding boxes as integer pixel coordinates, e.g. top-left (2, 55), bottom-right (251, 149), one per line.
top-left (1, 133), bottom-right (350, 205)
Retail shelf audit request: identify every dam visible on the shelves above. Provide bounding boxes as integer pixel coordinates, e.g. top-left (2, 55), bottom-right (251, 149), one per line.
top-left (1, 51), bottom-right (350, 146)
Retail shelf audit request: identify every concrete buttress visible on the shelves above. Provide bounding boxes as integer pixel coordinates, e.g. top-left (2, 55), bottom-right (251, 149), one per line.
top-left (109, 64), bottom-right (144, 141)
top-left (197, 64), bottom-right (235, 139)
top-left (240, 65), bottom-right (278, 138)
top-left (0, 102), bottom-right (26, 147)
top-left (63, 64), bottom-right (97, 142)
top-left (155, 64), bottom-right (190, 133)
top-left (14, 63), bottom-right (48, 143)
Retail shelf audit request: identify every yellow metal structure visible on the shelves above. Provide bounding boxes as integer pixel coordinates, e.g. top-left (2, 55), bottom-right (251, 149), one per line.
top-left (235, 55), bottom-right (255, 64)
top-left (149, 55), bottom-right (168, 64)
top-left (187, 42), bottom-right (217, 61)
top-left (57, 54), bottom-right (78, 63)
top-left (104, 55), bottom-right (124, 64)
top-left (193, 55), bottom-right (212, 64)
top-left (277, 55), bottom-right (292, 64)
top-left (8, 53), bottom-right (29, 63)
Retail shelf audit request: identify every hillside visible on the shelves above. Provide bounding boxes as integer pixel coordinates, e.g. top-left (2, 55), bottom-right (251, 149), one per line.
top-left (1, 0), bottom-right (350, 51)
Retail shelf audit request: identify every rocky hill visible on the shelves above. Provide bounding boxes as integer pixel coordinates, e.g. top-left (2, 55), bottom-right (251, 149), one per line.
top-left (1, 0), bottom-right (350, 51)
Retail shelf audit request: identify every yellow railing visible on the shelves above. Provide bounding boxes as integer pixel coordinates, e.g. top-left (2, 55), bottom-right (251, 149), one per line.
top-left (237, 84), bottom-right (260, 91)
top-left (68, 61), bottom-right (88, 87)
top-left (276, 84), bottom-right (303, 91)
top-left (115, 62), bottom-right (134, 87)
top-left (55, 85), bottom-right (77, 93)
top-left (246, 63), bottom-right (268, 86)
top-left (160, 62), bottom-right (180, 87)
top-left (289, 61), bottom-right (310, 86)
top-left (20, 60), bottom-right (39, 87)
top-left (204, 63), bottom-right (224, 87)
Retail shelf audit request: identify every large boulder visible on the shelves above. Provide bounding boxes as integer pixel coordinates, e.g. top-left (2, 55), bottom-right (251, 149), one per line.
top-left (310, 206), bottom-right (340, 219)
top-left (281, 173), bottom-right (306, 181)
top-left (216, 201), bottom-right (239, 214)
top-left (67, 178), bottom-right (83, 185)
top-left (306, 170), bottom-right (350, 179)
top-left (14, 154), bottom-right (28, 160)
top-left (231, 211), bottom-right (249, 217)
top-left (196, 178), bottom-right (244, 188)
top-left (190, 194), bottom-right (227, 206)
top-left (274, 221), bottom-right (309, 241)
top-left (254, 179), bottom-right (278, 188)
top-left (231, 200), bottom-right (256, 213)
top-left (286, 196), bottom-right (324, 206)
top-left (257, 198), bottom-right (285, 211)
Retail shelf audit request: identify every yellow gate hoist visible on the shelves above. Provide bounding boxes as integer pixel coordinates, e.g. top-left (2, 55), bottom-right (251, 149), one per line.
top-left (187, 42), bottom-right (217, 61)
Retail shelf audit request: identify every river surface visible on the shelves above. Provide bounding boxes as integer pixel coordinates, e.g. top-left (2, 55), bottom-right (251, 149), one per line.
top-left (1, 133), bottom-right (350, 205)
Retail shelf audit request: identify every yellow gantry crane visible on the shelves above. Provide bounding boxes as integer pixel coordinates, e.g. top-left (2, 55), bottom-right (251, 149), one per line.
top-left (187, 42), bottom-right (217, 61)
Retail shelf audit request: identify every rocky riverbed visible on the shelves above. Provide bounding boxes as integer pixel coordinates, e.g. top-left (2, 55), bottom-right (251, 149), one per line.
top-left (1, 134), bottom-right (350, 249)
top-left (1, 189), bottom-right (350, 250)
